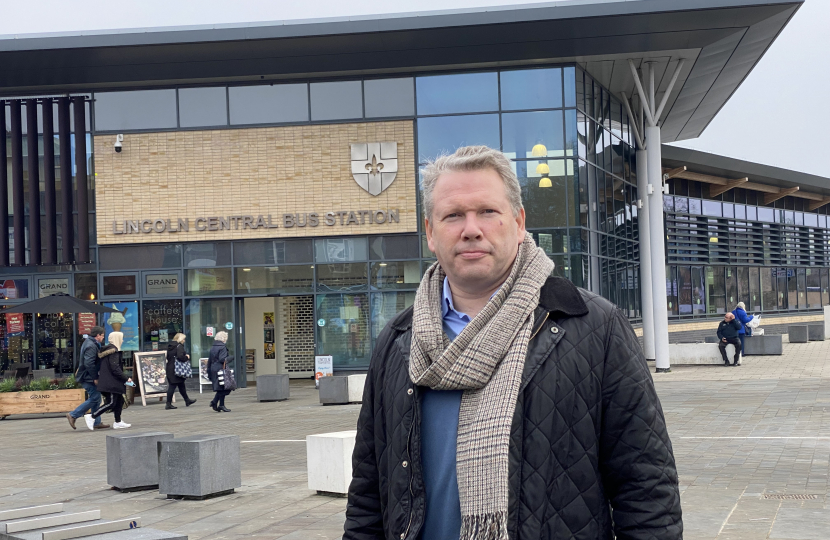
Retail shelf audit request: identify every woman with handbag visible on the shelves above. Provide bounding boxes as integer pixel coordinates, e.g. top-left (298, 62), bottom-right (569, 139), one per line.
top-left (165, 333), bottom-right (197, 410)
top-left (209, 331), bottom-right (235, 412)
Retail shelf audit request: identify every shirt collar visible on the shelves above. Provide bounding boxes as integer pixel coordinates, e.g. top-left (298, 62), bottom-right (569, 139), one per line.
top-left (442, 277), bottom-right (471, 321)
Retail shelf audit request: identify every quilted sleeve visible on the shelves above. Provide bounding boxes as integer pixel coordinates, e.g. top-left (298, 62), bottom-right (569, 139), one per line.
top-left (598, 309), bottom-right (683, 540)
top-left (343, 331), bottom-right (389, 539)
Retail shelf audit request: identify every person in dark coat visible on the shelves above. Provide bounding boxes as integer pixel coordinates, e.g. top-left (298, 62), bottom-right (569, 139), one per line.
top-left (165, 333), bottom-right (196, 409)
top-left (717, 312), bottom-right (743, 366)
top-left (85, 342), bottom-right (132, 430)
top-left (343, 146), bottom-right (682, 540)
top-left (208, 331), bottom-right (232, 413)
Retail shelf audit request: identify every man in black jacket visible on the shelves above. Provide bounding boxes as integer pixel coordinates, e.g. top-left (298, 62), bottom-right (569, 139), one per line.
top-left (717, 313), bottom-right (743, 366)
top-left (66, 326), bottom-right (108, 430)
top-left (343, 146), bottom-right (682, 540)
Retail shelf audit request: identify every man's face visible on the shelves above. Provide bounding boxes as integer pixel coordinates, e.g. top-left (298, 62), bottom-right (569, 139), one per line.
top-left (724, 313), bottom-right (734, 323)
top-left (95, 334), bottom-right (104, 343)
top-left (425, 168), bottom-right (526, 293)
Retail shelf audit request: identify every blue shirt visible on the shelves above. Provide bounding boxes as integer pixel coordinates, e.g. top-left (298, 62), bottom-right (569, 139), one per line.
top-left (418, 278), bottom-right (466, 540)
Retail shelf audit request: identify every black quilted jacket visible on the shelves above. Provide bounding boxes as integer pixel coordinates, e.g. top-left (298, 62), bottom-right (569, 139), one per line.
top-left (343, 277), bottom-right (682, 540)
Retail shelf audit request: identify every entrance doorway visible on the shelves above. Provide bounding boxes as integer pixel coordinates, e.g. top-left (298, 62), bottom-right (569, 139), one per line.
top-left (241, 296), bottom-right (315, 384)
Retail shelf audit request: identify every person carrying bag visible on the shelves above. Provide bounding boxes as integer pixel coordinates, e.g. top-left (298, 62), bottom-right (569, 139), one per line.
top-left (165, 333), bottom-right (197, 410)
top-left (208, 331), bottom-right (234, 412)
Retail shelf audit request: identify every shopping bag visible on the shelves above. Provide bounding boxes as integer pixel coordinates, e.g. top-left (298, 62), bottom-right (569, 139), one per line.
top-left (219, 362), bottom-right (237, 391)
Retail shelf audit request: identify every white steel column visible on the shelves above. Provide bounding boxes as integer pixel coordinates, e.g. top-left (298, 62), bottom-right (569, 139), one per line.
top-left (627, 58), bottom-right (685, 372)
top-left (635, 148), bottom-right (655, 361)
top-left (645, 126), bottom-right (670, 371)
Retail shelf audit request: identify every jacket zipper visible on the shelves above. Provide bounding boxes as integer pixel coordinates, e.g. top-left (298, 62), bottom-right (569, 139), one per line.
top-left (529, 311), bottom-right (550, 341)
top-left (402, 393), bottom-right (417, 539)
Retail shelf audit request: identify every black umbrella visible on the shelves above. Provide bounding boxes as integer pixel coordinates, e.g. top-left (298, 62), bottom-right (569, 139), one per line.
top-left (0, 293), bottom-right (120, 314)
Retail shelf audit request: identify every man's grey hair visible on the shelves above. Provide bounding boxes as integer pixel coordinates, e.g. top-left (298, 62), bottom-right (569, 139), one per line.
top-left (421, 145), bottom-right (523, 220)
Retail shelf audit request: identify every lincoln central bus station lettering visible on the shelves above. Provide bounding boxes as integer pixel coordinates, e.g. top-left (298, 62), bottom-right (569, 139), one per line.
top-left (112, 210), bottom-right (400, 235)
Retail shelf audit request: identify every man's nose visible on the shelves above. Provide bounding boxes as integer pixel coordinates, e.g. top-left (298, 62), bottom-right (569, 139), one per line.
top-left (460, 213), bottom-right (484, 240)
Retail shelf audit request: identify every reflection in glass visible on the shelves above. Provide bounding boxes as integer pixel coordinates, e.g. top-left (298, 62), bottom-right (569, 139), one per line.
top-left (515, 160), bottom-right (572, 228)
top-left (74, 273), bottom-right (98, 300)
top-left (563, 67), bottom-right (576, 108)
top-left (807, 268), bottom-right (821, 308)
top-left (184, 243), bottom-right (231, 267)
top-left (688, 199), bottom-right (702, 215)
top-left (103, 275), bottom-right (137, 296)
top-left (185, 268), bottom-right (234, 296)
top-left (416, 72), bottom-right (498, 115)
top-left (185, 298), bottom-right (235, 369)
top-left (369, 235), bottom-right (421, 260)
top-left (370, 261), bottom-right (422, 290)
top-left (417, 114), bottom-right (500, 163)
top-left (371, 292), bottom-right (416, 339)
top-left (499, 68), bottom-right (562, 111)
top-left (501, 111), bottom-right (564, 159)
top-left (314, 238), bottom-right (368, 263)
top-left (235, 239), bottom-right (313, 266)
top-left (317, 263), bottom-right (368, 292)
top-left (235, 266), bottom-right (313, 295)
top-left (316, 294), bottom-right (370, 369)
top-left (0, 279), bottom-right (30, 301)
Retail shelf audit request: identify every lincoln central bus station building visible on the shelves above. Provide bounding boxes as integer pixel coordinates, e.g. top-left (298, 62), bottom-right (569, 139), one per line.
top-left (0, 0), bottom-right (821, 382)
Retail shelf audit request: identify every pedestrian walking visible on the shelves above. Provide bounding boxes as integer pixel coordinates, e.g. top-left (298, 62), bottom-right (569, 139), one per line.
top-left (717, 312), bottom-right (743, 366)
top-left (343, 145), bottom-right (682, 540)
top-left (66, 326), bottom-right (109, 430)
top-left (85, 343), bottom-right (132, 430)
top-left (165, 333), bottom-right (196, 410)
top-left (208, 331), bottom-right (233, 412)
top-left (731, 301), bottom-right (753, 357)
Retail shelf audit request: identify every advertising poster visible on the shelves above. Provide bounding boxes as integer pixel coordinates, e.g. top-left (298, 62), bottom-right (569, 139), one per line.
top-left (133, 351), bottom-right (168, 405)
top-left (0, 279), bottom-right (28, 300)
top-left (264, 342), bottom-right (275, 359)
top-left (199, 357), bottom-right (211, 390)
top-left (263, 312), bottom-right (274, 327)
top-left (246, 349), bottom-right (256, 373)
top-left (315, 355), bottom-right (333, 388)
top-left (77, 313), bottom-right (96, 336)
top-left (6, 313), bottom-right (24, 334)
top-left (104, 302), bottom-right (139, 351)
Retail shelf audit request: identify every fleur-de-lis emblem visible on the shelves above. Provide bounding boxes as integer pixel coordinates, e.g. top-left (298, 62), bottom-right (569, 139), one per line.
top-left (351, 142), bottom-right (398, 196)
top-left (365, 154), bottom-right (384, 175)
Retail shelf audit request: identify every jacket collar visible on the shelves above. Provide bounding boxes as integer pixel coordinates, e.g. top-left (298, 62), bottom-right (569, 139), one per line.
top-left (391, 276), bottom-right (589, 332)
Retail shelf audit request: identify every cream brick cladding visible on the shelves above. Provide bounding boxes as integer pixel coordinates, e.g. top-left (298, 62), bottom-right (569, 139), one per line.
top-left (94, 121), bottom-right (417, 245)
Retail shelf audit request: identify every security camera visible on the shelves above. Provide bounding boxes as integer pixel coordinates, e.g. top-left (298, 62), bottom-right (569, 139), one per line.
top-left (114, 134), bottom-right (124, 153)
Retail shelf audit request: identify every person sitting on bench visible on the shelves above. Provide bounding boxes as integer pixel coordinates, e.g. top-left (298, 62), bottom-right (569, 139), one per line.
top-left (717, 312), bottom-right (743, 366)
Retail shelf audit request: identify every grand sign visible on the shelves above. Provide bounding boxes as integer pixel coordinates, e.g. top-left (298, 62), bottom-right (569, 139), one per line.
top-left (94, 121), bottom-right (416, 245)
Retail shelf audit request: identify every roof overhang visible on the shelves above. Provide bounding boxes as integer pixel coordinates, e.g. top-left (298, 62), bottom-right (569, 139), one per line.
top-left (0, 0), bottom-right (802, 143)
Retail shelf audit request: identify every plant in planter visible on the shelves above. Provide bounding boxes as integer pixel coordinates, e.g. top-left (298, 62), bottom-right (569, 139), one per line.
top-left (0, 374), bottom-right (85, 418)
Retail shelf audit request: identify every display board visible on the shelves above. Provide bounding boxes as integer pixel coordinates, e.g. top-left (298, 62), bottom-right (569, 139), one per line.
top-left (199, 357), bottom-right (211, 393)
top-left (133, 351), bottom-right (168, 406)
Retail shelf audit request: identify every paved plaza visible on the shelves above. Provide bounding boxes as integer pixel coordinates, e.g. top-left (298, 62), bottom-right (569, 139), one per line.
top-left (1, 340), bottom-right (829, 540)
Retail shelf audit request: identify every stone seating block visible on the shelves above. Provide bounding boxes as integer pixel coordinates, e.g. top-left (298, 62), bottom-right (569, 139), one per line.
top-left (347, 374), bottom-right (366, 403)
top-left (256, 374), bottom-right (290, 402)
top-left (704, 336), bottom-right (719, 343)
top-left (808, 324), bottom-right (825, 341)
top-left (669, 343), bottom-right (739, 365)
top-left (743, 335), bottom-right (783, 355)
top-left (106, 432), bottom-right (174, 491)
top-left (306, 431), bottom-right (357, 495)
top-left (788, 325), bottom-right (809, 343)
top-left (319, 376), bottom-right (349, 405)
top-left (158, 435), bottom-right (241, 499)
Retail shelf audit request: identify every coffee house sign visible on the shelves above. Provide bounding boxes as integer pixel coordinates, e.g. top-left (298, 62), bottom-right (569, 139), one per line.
top-left (111, 209), bottom-right (401, 236)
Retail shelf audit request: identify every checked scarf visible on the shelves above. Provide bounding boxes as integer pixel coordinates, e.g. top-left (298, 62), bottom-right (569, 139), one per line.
top-left (409, 233), bottom-right (554, 540)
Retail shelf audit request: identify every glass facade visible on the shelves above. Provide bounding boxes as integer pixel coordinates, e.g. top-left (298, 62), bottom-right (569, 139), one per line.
top-left (5, 61), bottom-right (827, 375)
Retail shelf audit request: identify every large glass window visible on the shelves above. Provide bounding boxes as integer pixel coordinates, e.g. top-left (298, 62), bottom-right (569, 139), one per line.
top-left (185, 298), bottom-right (235, 369)
top-left (749, 267), bottom-right (761, 312)
top-left (0, 279), bottom-right (31, 301)
top-left (797, 268), bottom-right (807, 309)
top-left (317, 263), bottom-right (368, 292)
top-left (178, 87), bottom-right (228, 128)
top-left (316, 293), bottom-right (370, 369)
top-left (103, 275), bottom-right (137, 297)
top-left (416, 72), bottom-right (498, 115)
top-left (184, 243), bottom-right (232, 267)
top-left (142, 300), bottom-right (184, 354)
top-left (100, 245), bottom-right (182, 270)
top-left (36, 313), bottom-right (74, 375)
top-left (501, 111), bottom-right (564, 158)
top-left (0, 311), bottom-right (34, 372)
top-left (787, 268), bottom-right (798, 310)
top-left (517, 160), bottom-right (572, 228)
top-left (369, 235), bottom-right (420, 260)
top-left (235, 266), bottom-right (313, 295)
top-left (94, 89), bottom-right (178, 131)
top-left (371, 291), bottom-right (416, 340)
top-left (370, 261), bottom-right (421, 290)
top-left (807, 268), bottom-right (821, 308)
top-left (417, 114), bottom-right (500, 163)
top-left (691, 266), bottom-right (706, 315)
top-left (234, 239), bottom-right (313, 266)
top-left (822, 269), bottom-right (830, 306)
top-left (500, 68), bottom-right (562, 111)
top-left (314, 238), bottom-right (368, 263)
top-left (74, 273), bottom-right (98, 301)
top-left (185, 268), bottom-right (234, 296)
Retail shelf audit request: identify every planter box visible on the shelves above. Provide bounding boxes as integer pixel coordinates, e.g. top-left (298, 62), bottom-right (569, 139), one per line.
top-left (0, 388), bottom-right (86, 417)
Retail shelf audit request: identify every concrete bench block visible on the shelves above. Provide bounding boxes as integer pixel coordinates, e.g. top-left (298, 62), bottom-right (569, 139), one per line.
top-left (158, 435), bottom-right (241, 499)
top-left (107, 432), bottom-right (174, 491)
top-left (704, 336), bottom-right (719, 343)
top-left (347, 374), bottom-right (366, 403)
top-left (319, 376), bottom-right (349, 405)
top-left (788, 325), bottom-right (809, 343)
top-left (669, 343), bottom-right (738, 365)
top-left (743, 335), bottom-right (783, 355)
top-left (306, 430), bottom-right (356, 495)
top-left (808, 324), bottom-right (825, 341)
top-left (256, 374), bottom-right (290, 402)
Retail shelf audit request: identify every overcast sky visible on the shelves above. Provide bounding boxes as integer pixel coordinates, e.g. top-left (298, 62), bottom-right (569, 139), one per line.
top-left (1, 0), bottom-right (826, 178)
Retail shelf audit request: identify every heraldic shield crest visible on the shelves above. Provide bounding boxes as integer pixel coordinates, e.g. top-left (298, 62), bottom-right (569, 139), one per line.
top-left (350, 142), bottom-right (398, 196)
